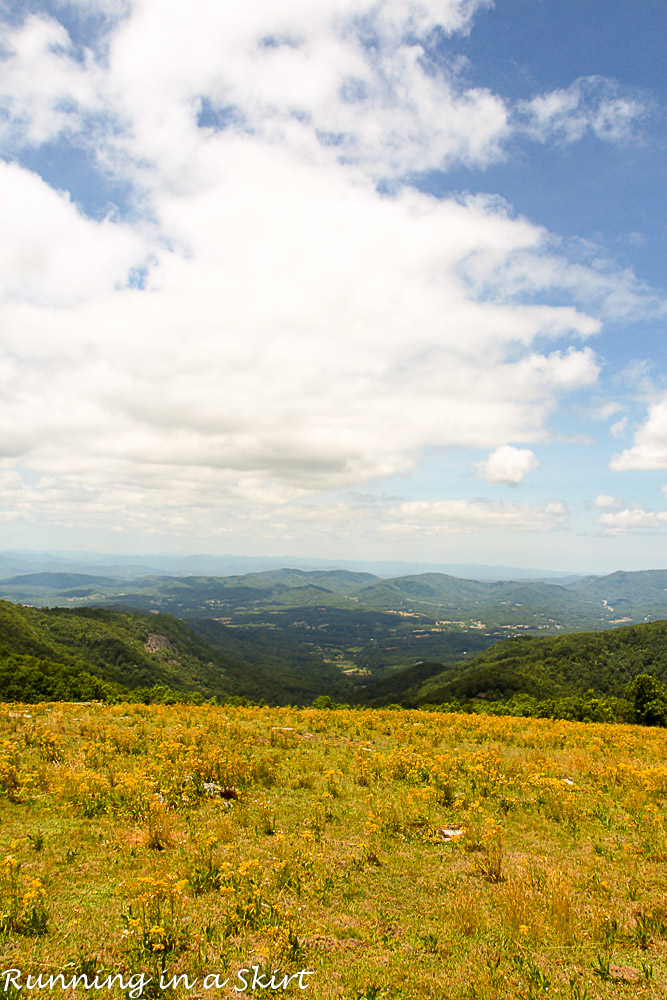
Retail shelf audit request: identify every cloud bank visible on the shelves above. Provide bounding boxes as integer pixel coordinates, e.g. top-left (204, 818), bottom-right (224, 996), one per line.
top-left (0, 1), bottom-right (660, 547)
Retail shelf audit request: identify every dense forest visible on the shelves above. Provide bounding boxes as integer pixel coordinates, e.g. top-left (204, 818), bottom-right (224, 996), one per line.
top-left (355, 620), bottom-right (667, 725)
top-left (0, 600), bottom-right (348, 706)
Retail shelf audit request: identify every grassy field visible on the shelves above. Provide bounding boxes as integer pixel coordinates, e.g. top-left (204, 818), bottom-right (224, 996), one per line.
top-left (0, 704), bottom-right (666, 999)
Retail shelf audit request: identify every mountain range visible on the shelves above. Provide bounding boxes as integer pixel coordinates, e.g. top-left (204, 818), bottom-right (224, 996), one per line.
top-left (1, 565), bottom-right (665, 627)
top-left (0, 563), bottom-right (666, 716)
top-left (0, 550), bottom-right (580, 582)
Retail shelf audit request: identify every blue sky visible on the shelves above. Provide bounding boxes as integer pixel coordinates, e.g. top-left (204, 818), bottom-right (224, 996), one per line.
top-left (0, 0), bottom-right (666, 572)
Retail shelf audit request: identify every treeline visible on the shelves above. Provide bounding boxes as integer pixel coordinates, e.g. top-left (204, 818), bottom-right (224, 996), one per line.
top-left (0, 653), bottom-right (264, 707)
top-left (2, 650), bottom-right (666, 726)
top-left (442, 622), bottom-right (667, 700)
top-left (420, 673), bottom-right (667, 726)
top-left (0, 653), bottom-right (202, 706)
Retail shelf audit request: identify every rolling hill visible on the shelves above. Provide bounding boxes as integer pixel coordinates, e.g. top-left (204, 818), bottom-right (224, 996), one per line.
top-left (356, 617), bottom-right (667, 712)
top-left (3, 566), bottom-right (664, 630)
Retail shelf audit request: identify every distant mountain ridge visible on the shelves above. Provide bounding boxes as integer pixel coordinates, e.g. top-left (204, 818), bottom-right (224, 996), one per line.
top-left (6, 572), bottom-right (118, 588)
top-left (1, 566), bottom-right (667, 629)
top-left (2, 563), bottom-right (664, 608)
top-left (568, 570), bottom-right (667, 617)
top-left (0, 550), bottom-right (583, 582)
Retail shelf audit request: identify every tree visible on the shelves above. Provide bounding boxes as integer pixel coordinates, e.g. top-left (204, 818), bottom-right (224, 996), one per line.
top-left (312, 694), bottom-right (335, 710)
top-left (625, 674), bottom-right (667, 726)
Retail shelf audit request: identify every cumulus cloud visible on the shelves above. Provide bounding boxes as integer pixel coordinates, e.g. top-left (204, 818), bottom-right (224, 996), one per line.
top-left (593, 491), bottom-right (667, 534)
top-left (611, 397), bottom-right (667, 470)
top-left (597, 506), bottom-right (667, 534)
top-left (0, 1), bottom-right (507, 178)
top-left (0, 468), bottom-right (569, 544)
top-left (0, 14), bottom-right (107, 150)
top-left (0, 1), bottom-right (661, 543)
top-left (593, 494), bottom-right (624, 510)
top-left (475, 445), bottom-right (539, 486)
top-left (0, 153), bottom-right (602, 506)
top-left (0, 161), bottom-right (145, 305)
top-left (106, 0), bottom-right (510, 181)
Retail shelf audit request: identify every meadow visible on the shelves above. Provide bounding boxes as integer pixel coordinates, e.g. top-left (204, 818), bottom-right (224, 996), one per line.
top-left (0, 703), bottom-right (666, 999)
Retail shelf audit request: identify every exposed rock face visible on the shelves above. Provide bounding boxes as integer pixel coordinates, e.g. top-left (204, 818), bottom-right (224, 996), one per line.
top-left (144, 633), bottom-right (178, 655)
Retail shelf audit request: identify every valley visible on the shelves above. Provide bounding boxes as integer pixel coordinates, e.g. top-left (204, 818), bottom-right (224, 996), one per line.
top-left (0, 564), bottom-right (666, 719)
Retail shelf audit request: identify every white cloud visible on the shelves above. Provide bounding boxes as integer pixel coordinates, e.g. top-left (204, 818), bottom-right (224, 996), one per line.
top-left (589, 403), bottom-right (629, 438)
top-left (611, 397), bottom-right (667, 470)
top-left (593, 494), bottom-right (623, 510)
top-left (120, 0), bottom-right (499, 170)
top-left (383, 499), bottom-right (567, 534)
top-left (594, 492), bottom-right (667, 534)
top-left (0, 0), bottom-right (502, 182)
top-left (0, 148), bottom-right (602, 510)
top-left (0, 1), bottom-right (660, 544)
top-left (592, 401), bottom-right (623, 421)
top-left (597, 507), bottom-right (667, 535)
top-left (2, 8), bottom-right (648, 189)
top-left (475, 445), bottom-right (539, 486)
top-left (462, 237), bottom-right (664, 323)
top-left (612, 359), bottom-right (658, 397)
top-left (0, 161), bottom-right (145, 305)
top-left (593, 488), bottom-right (667, 534)
top-left (0, 14), bottom-right (106, 150)
top-left (0, 468), bottom-right (570, 543)
top-left (518, 76), bottom-right (647, 146)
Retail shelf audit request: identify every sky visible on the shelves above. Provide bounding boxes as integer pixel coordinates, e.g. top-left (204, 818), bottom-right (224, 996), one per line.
top-left (1, 0), bottom-right (667, 573)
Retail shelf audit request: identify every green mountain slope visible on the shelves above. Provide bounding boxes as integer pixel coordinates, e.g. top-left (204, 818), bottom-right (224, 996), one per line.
top-left (356, 573), bottom-right (609, 627)
top-left (0, 600), bottom-right (236, 697)
top-left (3, 568), bottom-right (667, 704)
top-left (566, 569), bottom-right (667, 619)
top-left (0, 601), bottom-right (349, 705)
top-left (358, 618), bottom-right (667, 708)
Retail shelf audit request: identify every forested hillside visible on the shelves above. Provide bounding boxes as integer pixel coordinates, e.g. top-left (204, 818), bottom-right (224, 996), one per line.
top-left (0, 601), bottom-right (349, 705)
top-left (1, 589), bottom-right (667, 724)
top-left (357, 618), bottom-right (667, 724)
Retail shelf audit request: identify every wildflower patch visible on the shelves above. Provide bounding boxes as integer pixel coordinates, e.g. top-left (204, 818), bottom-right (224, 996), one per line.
top-left (0, 703), bottom-right (666, 998)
